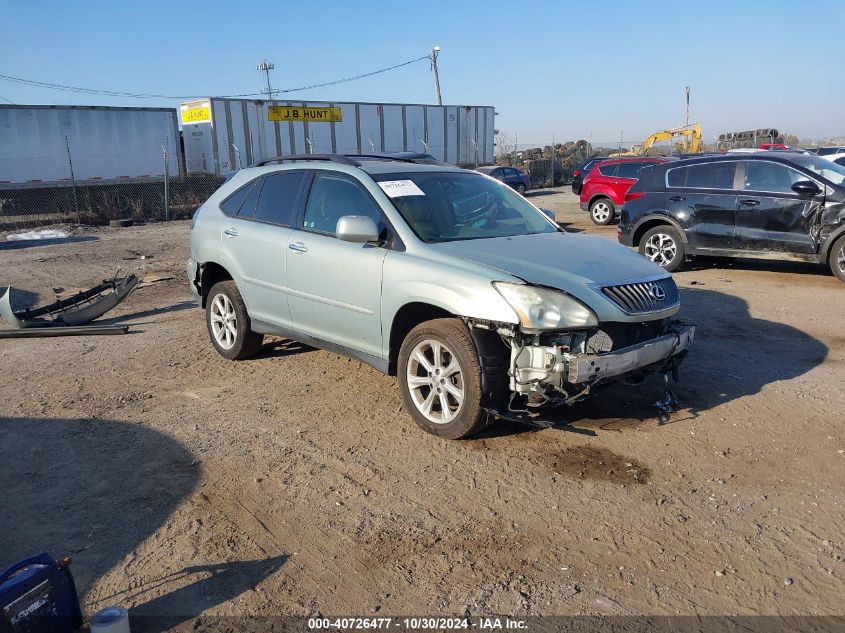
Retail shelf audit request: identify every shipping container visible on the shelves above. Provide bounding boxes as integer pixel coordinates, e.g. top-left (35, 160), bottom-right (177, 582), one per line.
top-left (180, 98), bottom-right (495, 176)
top-left (0, 104), bottom-right (183, 187)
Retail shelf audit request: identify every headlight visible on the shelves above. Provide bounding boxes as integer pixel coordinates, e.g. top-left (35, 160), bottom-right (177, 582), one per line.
top-left (494, 282), bottom-right (598, 331)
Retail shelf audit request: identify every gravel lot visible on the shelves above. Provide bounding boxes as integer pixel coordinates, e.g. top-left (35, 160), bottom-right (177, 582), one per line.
top-left (2, 188), bottom-right (843, 627)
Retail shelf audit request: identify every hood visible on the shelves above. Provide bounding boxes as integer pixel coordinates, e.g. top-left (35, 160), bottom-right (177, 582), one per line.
top-left (429, 232), bottom-right (669, 312)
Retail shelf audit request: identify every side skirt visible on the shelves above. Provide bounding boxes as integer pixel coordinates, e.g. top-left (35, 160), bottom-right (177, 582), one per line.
top-left (685, 246), bottom-right (823, 263)
top-left (250, 319), bottom-right (389, 375)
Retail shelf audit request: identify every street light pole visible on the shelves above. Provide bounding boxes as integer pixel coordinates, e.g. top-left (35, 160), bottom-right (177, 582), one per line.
top-left (430, 46), bottom-right (443, 105)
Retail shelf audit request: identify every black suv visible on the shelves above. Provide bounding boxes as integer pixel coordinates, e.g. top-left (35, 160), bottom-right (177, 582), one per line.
top-left (571, 157), bottom-right (608, 195)
top-left (617, 154), bottom-right (845, 281)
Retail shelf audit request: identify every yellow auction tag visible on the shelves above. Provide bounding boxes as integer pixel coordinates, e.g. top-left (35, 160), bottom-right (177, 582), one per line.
top-left (268, 106), bottom-right (342, 122)
top-left (181, 107), bottom-right (210, 124)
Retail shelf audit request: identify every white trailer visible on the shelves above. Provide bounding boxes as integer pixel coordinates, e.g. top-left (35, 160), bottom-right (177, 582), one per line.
top-left (180, 98), bottom-right (495, 176)
top-left (0, 105), bottom-right (183, 187)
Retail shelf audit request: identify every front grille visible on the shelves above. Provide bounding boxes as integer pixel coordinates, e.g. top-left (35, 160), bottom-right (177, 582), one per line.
top-left (600, 277), bottom-right (679, 315)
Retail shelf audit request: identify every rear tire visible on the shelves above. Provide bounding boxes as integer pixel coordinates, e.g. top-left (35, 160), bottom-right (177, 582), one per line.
top-left (639, 226), bottom-right (685, 272)
top-left (398, 318), bottom-right (489, 440)
top-left (206, 281), bottom-right (264, 360)
top-left (589, 197), bottom-right (616, 225)
top-left (829, 235), bottom-right (845, 283)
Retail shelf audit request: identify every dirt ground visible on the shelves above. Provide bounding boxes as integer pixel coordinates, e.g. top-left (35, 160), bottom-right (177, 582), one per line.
top-left (2, 188), bottom-right (844, 627)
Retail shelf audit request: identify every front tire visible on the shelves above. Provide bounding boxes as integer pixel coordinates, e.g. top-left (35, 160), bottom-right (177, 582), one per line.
top-left (516, 183), bottom-right (527, 196)
top-left (398, 318), bottom-right (488, 439)
top-left (589, 197), bottom-right (615, 225)
top-left (206, 280), bottom-right (264, 360)
top-left (639, 226), bottom-right (686, 272)
top-left (830, 235), bottom-right (845, 283)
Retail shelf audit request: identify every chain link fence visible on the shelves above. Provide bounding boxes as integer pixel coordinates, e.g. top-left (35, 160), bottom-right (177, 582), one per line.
top-left (1, 146), bottom-right (224, 233)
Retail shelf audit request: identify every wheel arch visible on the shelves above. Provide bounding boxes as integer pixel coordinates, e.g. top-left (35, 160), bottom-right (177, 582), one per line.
top-left (631, 215), bottom-right (688, 247)
top-left (820, 226), bottom-right (845, 263)
top-left (387, 302), bottom-right (455, 376)
top-left (199, 261), bottom-right (233, 308)
top-left (587, 191), bottom-right (615, 209)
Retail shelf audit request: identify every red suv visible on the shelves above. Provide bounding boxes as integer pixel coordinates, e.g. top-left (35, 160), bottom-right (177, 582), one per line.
top-left (579, 157), bottom-right (669, 225)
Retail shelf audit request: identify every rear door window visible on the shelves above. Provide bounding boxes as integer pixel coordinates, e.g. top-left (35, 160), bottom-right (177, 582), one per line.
top-left (667, 162), bottom-right (736, 189)
top-left (615, 162), bottom-right (643, 179)
top-left (253, 171), bottom-right (306, 225)
top-left (598, 163), bottom-right (618, 177)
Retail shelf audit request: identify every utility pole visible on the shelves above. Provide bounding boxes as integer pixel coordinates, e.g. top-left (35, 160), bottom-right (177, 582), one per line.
top-left (619, 130), bottom-right (623, 152)
top-left (430, 46), bottom-right (443, 105)
top-left (685, 86), bottom-right (690, 127)
top-left (257, 59), bottom-right (274, 98)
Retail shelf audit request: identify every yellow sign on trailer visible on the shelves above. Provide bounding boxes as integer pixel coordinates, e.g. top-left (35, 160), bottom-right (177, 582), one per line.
top-left (268, 106), bottom-right (342, 122)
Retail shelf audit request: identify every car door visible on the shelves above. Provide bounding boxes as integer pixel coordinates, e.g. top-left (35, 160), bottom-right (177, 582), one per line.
top-left (504, 167), bottom-right (521, 189)
top-left (664, 161), bottom-right (738, 250)
top-left (612, 161), bottom-right (644, 203)
top-left (219, 171), bottom-right (306, 328)
top-left (735, 160), bottom-right (822, 253)
top-left (284, 171), bottom-right (389, 358)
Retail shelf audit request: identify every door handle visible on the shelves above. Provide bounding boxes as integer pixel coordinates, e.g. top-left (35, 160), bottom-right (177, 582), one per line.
top-left (223, 228), bottom-right (238, 237)
top-left (668, 195), bottom-right (685, 201)
top-left (288, 242), bottom-right (308, 253)
top-left (739, 199), bottom-right (760, 207)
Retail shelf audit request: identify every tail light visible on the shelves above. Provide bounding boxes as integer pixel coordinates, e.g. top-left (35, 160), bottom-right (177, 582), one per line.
top-left (574, 170), bottom-right (581, 177)
top-left (624, 191), bottom-right (645, 202)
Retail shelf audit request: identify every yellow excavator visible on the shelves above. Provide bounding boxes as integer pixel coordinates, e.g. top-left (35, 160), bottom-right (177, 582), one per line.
top-left (610, 123), bottom-right (702, 157)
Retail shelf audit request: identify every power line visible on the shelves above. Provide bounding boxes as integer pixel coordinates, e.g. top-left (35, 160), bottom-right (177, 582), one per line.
top-left (0, 55), bottom-right (431, 101)
top-left (0, 95), bottom-right (15, 104)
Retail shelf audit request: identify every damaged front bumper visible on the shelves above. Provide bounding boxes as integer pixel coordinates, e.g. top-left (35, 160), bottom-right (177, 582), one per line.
top-left (566, 326), bottom-right (694, 383)
top-left (508, 322), bottom-right (695, 405)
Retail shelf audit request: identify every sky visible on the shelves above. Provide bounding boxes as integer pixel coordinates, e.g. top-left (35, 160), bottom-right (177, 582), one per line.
top-left (1, 0), bottom-right (842, 148)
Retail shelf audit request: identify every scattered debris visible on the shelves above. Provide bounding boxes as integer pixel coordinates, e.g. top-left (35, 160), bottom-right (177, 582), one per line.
top-left (6, 229), bottom-right (70, 241)
top-left (784, 578), bottom-right (793, 586)
top-left (0, 272), bottom-right (139, 328)
top-left (0, 324), bottom-right (129, 338)
top-left (137, 274), bottom-right (174, 287)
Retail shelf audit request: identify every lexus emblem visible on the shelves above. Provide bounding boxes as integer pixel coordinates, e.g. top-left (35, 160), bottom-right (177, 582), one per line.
top-left (649, 284), bottom-right (666, 301)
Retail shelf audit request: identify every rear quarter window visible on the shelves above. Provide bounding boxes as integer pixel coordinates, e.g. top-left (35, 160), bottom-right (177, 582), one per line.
top-left (598, 163), bottom-right (618, 177)
top-left (219, 179), bottom-right (257, 217)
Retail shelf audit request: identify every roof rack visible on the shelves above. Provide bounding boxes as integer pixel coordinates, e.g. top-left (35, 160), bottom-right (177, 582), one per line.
top-left (346, 153), bottom-right (417, 164)
top-left (252, 154), bottom-right (359, 167)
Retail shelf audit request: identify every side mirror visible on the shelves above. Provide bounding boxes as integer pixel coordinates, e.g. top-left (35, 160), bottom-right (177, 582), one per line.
top-left (541, 209), bottom-right (556, 222)
top-left (336, 215), bottom-right (380, 244)
top-left (791, 180), bottom-right (821, 196)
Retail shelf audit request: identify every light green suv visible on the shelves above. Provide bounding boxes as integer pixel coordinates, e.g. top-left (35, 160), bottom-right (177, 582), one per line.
top-left (188, 154), bottom-right (694, 439)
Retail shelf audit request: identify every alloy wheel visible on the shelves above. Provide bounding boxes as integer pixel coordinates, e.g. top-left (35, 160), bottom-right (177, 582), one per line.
top-left (405, 339), bottom-right (465, 424)
top-left (838, 247), bottom-right (845, 275)
top-left (644, 233), bottom-right (677, 267)
top-left (591, 202), bottom-right (611, 223)
top-left (210, 293), bottom-right (237, 350)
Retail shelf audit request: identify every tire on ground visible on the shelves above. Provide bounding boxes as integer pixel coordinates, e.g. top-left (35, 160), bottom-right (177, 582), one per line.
top-left (589, 197), bottom-right (616, 225)
top-left (397, 318), bottom-right (490, 440)
top-left (205, 280), bottom-right (264, 360)
top-left (829, 235), bottom-right (845, 283)
top-left (638, 225), bottom-right (686, 272)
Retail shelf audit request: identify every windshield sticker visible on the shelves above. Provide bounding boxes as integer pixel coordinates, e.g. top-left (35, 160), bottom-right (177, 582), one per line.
top-left (378, 180), bottom-right (426, 198)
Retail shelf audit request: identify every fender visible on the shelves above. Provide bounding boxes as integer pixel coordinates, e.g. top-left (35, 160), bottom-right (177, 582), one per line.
top-left (587, 186), bottom-right (621, 207)
top-left (819, 223), bottom-right (845, 262)
top-left (630, 213), bottom-right (689, 245)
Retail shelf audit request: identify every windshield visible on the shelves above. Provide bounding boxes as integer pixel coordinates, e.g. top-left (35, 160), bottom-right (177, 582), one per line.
top-left (372, 171), bottom-right (559, 243)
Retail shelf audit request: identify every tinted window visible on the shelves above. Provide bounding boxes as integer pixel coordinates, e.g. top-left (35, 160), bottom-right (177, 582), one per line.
top-left (219, 180), bottom-right (256, 217)
top-left (668, 162), bottom-right (736, 189)
top-left (303, 172), bottom-right (384, 237)
top-left (616, 162), bottom-right (643, 179)
top-left (598, 163), bottom-right (618, 177)
top-left (490, 168), bottom-right (504, 179)
top-left (835, 157), bottom-right (845, 167)
top-left (505, 168), bottom-right (519, 177)
top-left (817, 147), bottom-right (839, 156)
top-left (744, 161), bottom-right (804, 193)
top-left (237, 177), bottom-right (264, 219)
top-left (253, 171), bottom-right (306, 225)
